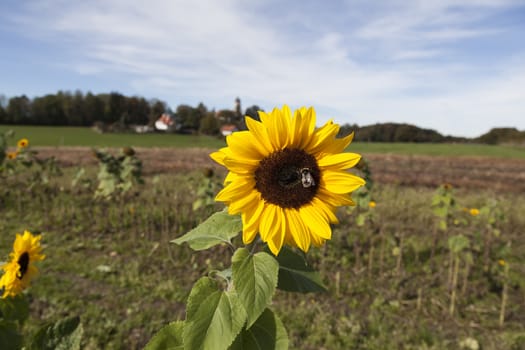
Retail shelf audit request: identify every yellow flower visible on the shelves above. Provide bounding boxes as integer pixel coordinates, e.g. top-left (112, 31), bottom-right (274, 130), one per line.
top-left (368, 201), bottom-right (376, 209)
top-left (0, 230), bottom-right (45, 298)
top-left (469, 208), bottom-right (480, 217)
top-left (211, 105), bottom-right (365, 255)
top-left (17, 138), bottom-right (29, 149)
top-left (498, 259), bottom-right (506, 267)
top-left (6, 151), bottom-right (17, 160)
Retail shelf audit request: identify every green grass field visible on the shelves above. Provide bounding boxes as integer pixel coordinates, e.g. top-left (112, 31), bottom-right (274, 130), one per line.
top-left (2, 125), bottom-right (525, 158)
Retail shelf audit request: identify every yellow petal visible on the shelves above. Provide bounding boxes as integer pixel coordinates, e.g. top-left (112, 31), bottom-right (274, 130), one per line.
top-left (318, 153), bottom-right (361, 170)
top-left (245, 117), bottom-right (273, 155)
top-left (299, 205), bottom-right (332, 240)
top-left (215, 177), bottom-right (254, 202)
top-left (227, 130), bottom-right (267, 159)
top-left (209, 147), bottom-right (230, 166)
top-left (310, 233), bottom-right (326, 247)
top-left (259, 205), bottom-right (278, 242)
top-left (324, 132), bottom-right (355, 154)
top-left (267, 107), bottom-right (286, 149)
top-left (228, 190), bottom-right (259, 214)
top-left (276, 105), bottom-right (292, 148)
top-left (224, 171), bottom-right (238, 184)
top-left (305, 120), bottom-right (340, 155)
top-left (322, 170), bottom-right (365, 194)
top-left (223, 157), bottom-right (259, 174)
top-left (316, 188), bottom-right (356, 207)
top-left (266, 206), bottom-right (286, 255)
top-left (289, 108), bottom-right (304, 147)
top-left (295, 107), bottom-right (316, 149)
top-left (242, 199), bottom-right (264, 244)
top-left (311, 197), bottom-right (339, 224)
top-left (243, 198), bottom-right (265, 238)
top-left (286, 209), bottom-right (311, 253)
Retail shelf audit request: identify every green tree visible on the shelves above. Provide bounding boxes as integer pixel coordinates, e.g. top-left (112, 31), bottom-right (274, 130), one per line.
top-left (7, 95), bottom-right (32, 124)
top-left (84, 93), bottom-right (105, 126)
top-left (105, 92), bottom-right (126, 124)
top-left (32, 94), bottom-right (66, 125)
top-left (177, 104), bottom-right (201, 132)
top-left (0, 94), bottom-right (7, 123)
top-left (199, 112), bottom-right (220, 135)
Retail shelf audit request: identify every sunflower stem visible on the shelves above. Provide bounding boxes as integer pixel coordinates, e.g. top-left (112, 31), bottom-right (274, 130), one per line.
top-left (499, 262), bottom-right (509, 327)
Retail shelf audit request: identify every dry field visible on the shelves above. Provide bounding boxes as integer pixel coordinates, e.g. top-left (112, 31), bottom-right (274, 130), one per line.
top-left (36, 146), bottom-right (525, 192)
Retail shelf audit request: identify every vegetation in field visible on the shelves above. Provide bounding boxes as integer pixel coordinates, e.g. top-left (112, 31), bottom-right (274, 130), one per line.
top-left (1, 166), bottom-right (524, 349)
top-left (0, 124), bottom-right (523, 350)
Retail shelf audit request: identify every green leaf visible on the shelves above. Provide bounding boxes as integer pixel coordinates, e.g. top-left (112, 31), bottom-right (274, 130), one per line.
top-left (29, 316), bottom-right (83, 350)
top-left (274, 247), bottom-right (327, 293)
top-left (356, 213), bottom-right (366, 227)
top-left (432, 206), bottom-right (447, 218)
top-left (184, 277), bottom-right (247, 350)
top-left (232, 248), bottom-right (279, 328)
top-left (172, 210), bottom-right (242, 251)
top-left (0, 294), bottom-right (29, 323)
top-left (0, 320), bottom-right (22, 350)
top-left (230, 308), bottom-right (288, 350)
top-left (144, 321), bottom-right (184, 350)
top-left (448, 234), bottom-right (470, 254)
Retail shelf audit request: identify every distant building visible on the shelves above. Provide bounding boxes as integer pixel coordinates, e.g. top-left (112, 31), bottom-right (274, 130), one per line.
top-left (235, 97), bottom-right (242, 118)
top-left (134, 125), bottom-right (154, 133)
top-left (155, 113), bottom-right (176, 131)
top-left (220, 124), bottom-right (238, 136)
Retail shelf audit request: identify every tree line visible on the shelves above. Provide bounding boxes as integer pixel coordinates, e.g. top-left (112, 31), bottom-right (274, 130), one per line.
top-left (2, 91), bottom-right (520, 143)
top-left (338, 122), bottom-right (467, 143)
top-left (0, 91), bottom-right (167, 127)
top-left (0, 91), bottom-right (264, 136)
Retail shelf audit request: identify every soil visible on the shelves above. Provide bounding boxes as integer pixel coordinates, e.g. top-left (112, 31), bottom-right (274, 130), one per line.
top-left (35, 146), bottom-right (525, 193)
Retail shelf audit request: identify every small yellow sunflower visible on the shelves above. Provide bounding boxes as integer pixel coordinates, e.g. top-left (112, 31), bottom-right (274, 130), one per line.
top-left (17, 138), bottom-right (29, 149)
top-left (469, 208), bottom-right (480, 217)
top-left (0, 230), bottom-right (45, 298)
top-left (368, 201), bottom-right (377, 209)
top-left (6, 151), bottom-right (17, 160)
top-left (211, 105), bottom-right (365, 255)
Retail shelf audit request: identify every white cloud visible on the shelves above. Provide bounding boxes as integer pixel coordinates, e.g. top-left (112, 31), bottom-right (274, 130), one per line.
top-left (3, 0), bottom-right (525, 137)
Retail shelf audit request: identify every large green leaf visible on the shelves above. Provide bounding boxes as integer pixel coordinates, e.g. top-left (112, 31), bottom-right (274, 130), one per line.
top-left (0, 320), bottom-right (22, 350)
top-left (230, 308), bottom-right (288, 350)
top-left (144, 321), bottom-right (184, 350)
top-left (448, 234), bottom-right (470, 254)
top-left (0, 294), bottom-right (29, 323)
top-left (29, 316), bottom-right (83, 350)
top-left (172, 210), bottom-right (242, 250)
top-left (184, 277), bottom-right (247, 350)
top-left (232, 248), bottom-right (279, 327)
top-left (274, 247), bottom-right (326, 293)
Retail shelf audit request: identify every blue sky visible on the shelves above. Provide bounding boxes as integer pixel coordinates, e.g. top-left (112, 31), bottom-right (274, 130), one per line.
top-left (1, 0), bottom-right (524, 137)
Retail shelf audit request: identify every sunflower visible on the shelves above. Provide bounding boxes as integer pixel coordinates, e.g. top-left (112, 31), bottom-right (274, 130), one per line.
top-left (211, 105), bottom-right (365, 255)
top-left (17, 138), bottom-right (29, 149)
top-left (0, 230), bottom-right (45, 298)
top-left (6, 151), bottom-right (17, 160)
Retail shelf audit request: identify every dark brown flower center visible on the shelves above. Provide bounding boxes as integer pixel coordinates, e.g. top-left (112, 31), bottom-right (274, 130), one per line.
top-left (254, 148), bottom-right (320, 209)
top-left (17, 252), bottom-right (29, 279)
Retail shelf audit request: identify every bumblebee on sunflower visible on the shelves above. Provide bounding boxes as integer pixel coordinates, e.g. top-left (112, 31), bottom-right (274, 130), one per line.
top-left (211, 105), bottom-right (365, 255)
